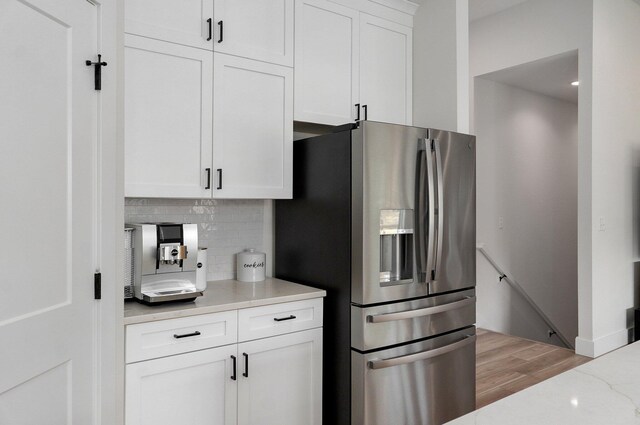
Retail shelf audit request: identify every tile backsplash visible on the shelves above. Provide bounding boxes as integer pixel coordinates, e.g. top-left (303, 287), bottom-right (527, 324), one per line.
top-left (125, 198), bottom-right (269, 281)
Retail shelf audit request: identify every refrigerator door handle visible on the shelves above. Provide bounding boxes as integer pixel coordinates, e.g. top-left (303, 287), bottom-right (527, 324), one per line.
top-left (367, 334), bottom-right (476, 370)
top-left (433, 138), bottom-right (445, 281)
top-left (367, 296), bottom-right (474, 323)
top-left (426, 139), bottom-right (437, 282)
top-left (415, 139), bottom-right (428, 282)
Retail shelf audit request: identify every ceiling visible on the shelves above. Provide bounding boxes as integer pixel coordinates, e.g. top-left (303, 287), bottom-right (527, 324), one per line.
top-left (468, 0), bottom-right (529, 21)
top-left (477, 50), bottom-right (579, 104)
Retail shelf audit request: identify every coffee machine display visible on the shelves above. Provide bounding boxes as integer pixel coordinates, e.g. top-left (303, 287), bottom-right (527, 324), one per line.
top-left (127, 223), bottom-right (204, 303)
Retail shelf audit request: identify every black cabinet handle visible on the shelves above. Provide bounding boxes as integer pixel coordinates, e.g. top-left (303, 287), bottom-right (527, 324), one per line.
top-left (355, 103), bottom-right (360, 122)
top-left (242, 352), bottom-right (249, 377)
top-left (173, 331), bottom-right (201, 339)
top-left (362, 104), bottom-right (368, 120)
top-left (206, 18), bottom-right (212, 41)
top-left (273, 315), bottom-right (296, 322)
top-left (216, 168), bottom-right (222, 190)
top-left (218, 20), bottom-right (224, 43)
top-left (231, 355), bottom-right (237, 381)
top-left (205, 168), bottom-right (211, 189)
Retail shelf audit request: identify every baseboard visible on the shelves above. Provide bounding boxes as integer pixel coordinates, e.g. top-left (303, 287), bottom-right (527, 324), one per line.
top-left (575, 328), bottom-right (629, 358)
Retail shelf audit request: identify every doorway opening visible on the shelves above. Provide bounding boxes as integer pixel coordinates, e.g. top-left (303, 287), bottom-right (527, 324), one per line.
top-left (474, 50), bottom-right (579, 349)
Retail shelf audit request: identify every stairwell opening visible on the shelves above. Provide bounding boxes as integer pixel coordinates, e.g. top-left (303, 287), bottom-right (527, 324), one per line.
top-left (473, 50), bottom-right (579, 349)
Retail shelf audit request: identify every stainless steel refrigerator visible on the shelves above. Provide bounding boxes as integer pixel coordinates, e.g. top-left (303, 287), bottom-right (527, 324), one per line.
top-left (275, 121), bottom-right (476, 425)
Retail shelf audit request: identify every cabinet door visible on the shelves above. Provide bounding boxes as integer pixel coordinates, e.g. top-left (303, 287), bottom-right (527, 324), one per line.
top-left (213, 0), bottom-right (293, 67)
top-left (294, 0), bottom-right (359, 125)
top-left (359, 13), bottom-right (412, 125)
top-left (126, 345), bottom-right (237, 425)
top-left (125, 35), bottom-right (213, 198)
top-left (213, 53), bottom-right (293, 199)
top-left (125, 0), bottom-right (214, 50)
top-left (237, 329), bottom-right (322, 425)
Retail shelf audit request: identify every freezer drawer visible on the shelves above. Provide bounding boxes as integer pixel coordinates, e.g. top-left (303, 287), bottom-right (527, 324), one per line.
top-left (352, 327), bottom-right (476, 425)
top-left (351, 289), bottom-right (475, 351)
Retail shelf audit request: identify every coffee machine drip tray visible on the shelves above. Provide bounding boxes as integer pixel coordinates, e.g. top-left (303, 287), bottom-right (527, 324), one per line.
top-left (140, 279), bottom-right (203, 303)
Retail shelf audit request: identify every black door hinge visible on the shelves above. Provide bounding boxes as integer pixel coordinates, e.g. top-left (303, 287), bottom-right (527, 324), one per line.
top-left (94, 272), bottom-right (102, 300)
top-left (86, 54), bottom-right (107, 91)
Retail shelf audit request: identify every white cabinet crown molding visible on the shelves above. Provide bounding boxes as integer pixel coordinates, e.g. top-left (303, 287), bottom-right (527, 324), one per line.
top-left (368, 0), bottom-right (419, 15)
top-left (328, 0), bottom-right (418, 26)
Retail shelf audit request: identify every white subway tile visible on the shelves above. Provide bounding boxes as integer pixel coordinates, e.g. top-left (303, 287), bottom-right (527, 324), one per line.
top-left (125, 198), bottom-right (264, 282)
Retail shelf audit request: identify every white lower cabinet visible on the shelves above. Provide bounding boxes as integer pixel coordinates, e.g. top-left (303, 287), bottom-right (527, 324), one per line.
top-left (238, 329), bottom-right (323, 425)
top-left (125, 299), bottom-right (322, 425)
top-left (126, 344), bottom-right (237, 425)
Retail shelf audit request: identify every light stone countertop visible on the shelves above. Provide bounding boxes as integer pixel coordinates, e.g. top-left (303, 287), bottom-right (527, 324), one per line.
top-left (446, 340), bottom-right (640, 424)
top-left (124, 277), bottom-right (326, 325)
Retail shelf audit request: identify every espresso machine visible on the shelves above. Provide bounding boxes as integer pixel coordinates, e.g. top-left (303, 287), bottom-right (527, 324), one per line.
top-left (127, 223), bottom-right (205, 303)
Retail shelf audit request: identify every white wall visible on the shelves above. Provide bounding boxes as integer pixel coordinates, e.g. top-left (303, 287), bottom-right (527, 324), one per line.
top-left (471, 0), bottom-right (640, 357)
top-left (470, 0), bottom-right (594, 355)
top-left (582, 0), bottom-right (640, 356)
top-left (475, 79), bottom-right (578, 346)
top-left (413, 0), bottom-right (469, 132)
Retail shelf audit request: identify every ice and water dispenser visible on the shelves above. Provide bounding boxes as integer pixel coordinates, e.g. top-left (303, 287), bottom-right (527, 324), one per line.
top-left (379, 209), bottom-right (414, 285)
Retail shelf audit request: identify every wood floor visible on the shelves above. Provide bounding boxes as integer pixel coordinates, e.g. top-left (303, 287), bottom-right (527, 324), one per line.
top-left (476, 328), bottom-right (591, 409)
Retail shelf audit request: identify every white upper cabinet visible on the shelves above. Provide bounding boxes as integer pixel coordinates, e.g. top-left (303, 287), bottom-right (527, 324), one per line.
top-left (294, 0), bottom-right (359, 125)
top-left (213, 54), bottom-right (293, 199)
top-left (125, 0), bottom-right (215, 50)
top-left (123, 0), bottom-right (416, 198)
top-left (124, 35), bottom-right (213, 198)
top-left (213, 0), bottom-right (294, 67)
top-left (359, 13), bottom-right (412, 125)
top-left (294, 0), bottom-right (415, 126)
top-left (124, 2), bottom-right (294, 199)
top-left (124, 0), bottom-right (294, 66)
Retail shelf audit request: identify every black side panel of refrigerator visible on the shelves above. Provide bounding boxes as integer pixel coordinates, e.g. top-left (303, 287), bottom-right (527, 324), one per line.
top-left (275, 130), bottom-right (352, 425)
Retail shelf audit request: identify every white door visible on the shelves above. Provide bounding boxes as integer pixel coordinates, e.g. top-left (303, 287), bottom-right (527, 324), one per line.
top-left (126, 345), bottom-right (238, 425)
top-left (237, 329), bottom-right (322, 425)
top-left (0, 0), bottom-right (99, 423)
top-left (294, 0), bottom-right (359, 125)
top-left (124, 35), bottom-right (213, 198)
top-left (213, 53), bottom-right (293, 199)
top-left (213, 0), bottom-right (294, 67)
top-left (125, 0), bottom-right (215, 50)
top-left (359, 13), bottom-right (412, 125)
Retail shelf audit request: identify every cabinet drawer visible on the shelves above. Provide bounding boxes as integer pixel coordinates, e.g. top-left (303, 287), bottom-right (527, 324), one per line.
top-left (238, 298), bottom-right (323, 342)
top-left (126, 311), bottom-right (237, 363)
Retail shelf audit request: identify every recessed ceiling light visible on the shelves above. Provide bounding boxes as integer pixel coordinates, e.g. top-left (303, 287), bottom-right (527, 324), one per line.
top-left (571, 81), bottom-right (580, 86)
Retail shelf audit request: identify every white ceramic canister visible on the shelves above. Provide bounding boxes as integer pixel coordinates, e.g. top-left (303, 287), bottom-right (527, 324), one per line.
top-left (236, 248), bottom-right (266, 282)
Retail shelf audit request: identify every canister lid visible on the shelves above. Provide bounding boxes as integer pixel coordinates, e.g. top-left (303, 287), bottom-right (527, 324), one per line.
top-left (240, 248), bottom-right (264, 255)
